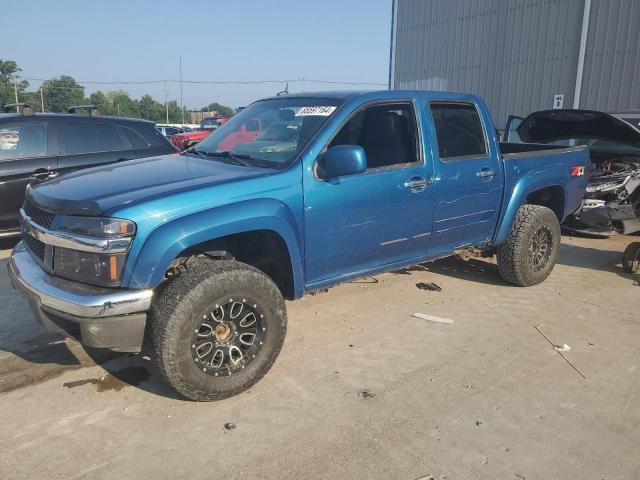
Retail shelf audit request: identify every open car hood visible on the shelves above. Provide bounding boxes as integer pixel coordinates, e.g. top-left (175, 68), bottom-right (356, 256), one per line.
top-left (516, 109), bottom-right (640, 148)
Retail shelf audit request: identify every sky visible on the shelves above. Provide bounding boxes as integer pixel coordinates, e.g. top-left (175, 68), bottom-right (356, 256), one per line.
top-left (2, 0), bottom-right (392, 109)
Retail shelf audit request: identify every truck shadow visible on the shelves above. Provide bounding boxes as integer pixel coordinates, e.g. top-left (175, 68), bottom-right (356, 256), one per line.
top-left (556, 243), bottom-right (637, 282)
top-left (392, 242), bottom-right (637, 285)
top-left (0, 258), bottom-right (182, 399)
top-left (65, 349), bottom-right (185, 400)
top-left (393, 256), bottom-right (508, 286)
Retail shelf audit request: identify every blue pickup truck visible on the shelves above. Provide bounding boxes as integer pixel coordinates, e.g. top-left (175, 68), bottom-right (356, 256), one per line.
top-left (9, 90), bottom-right (589, 400)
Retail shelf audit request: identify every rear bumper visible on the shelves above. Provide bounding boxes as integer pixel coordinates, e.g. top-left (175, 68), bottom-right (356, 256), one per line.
top-left (8, 242), bottom-right (153, 352)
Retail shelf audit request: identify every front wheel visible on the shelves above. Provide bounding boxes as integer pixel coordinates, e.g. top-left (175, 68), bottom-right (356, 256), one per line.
top-left (150, 260), bottom-right (287, 401)
top-left (497, 204), bottom-right (561, 286)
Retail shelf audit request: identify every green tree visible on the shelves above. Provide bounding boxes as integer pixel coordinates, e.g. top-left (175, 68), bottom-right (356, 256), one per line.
top-left (138, 94), bottom-right (164, 122)
top-left (166, 100), bottom-right (184, 123)
top-left (107, 90), bottom-right (140, 118)
top-left (0, 59), bottom-right (29, 111)
top-left (41, 75), bottom-right (85, 112)
top-left (89, 91), bottom-right (112, 115)
top-left (201, 102), bottom-right (235, 118)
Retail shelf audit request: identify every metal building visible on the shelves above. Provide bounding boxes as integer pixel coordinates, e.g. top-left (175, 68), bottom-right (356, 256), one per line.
top-left (389, 0), bottom-right (640, 126)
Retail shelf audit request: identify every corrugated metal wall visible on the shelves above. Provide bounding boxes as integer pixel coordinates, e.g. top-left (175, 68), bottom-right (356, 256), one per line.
top-left (579, 0), bottom-right (640, 111)
top-left (392, 0), bottom-right (640, 126)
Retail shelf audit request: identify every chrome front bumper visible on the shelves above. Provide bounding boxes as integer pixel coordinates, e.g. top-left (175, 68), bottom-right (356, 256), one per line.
top-left (8, 242), bottom-right (153, 351)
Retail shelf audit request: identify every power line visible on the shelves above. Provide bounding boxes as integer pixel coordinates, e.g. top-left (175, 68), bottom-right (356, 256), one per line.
top-left (22, 76), bottom-right (387, 87)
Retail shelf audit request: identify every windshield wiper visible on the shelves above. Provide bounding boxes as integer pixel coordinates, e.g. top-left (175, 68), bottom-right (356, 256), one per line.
top-left (193, 150), bottom-right (254, 167)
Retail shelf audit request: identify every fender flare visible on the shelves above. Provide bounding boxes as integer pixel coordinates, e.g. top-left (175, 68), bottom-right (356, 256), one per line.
top-left (124, 199), bottom-right (304, 297)
top-left (494, 177), bottom-right (567, 245)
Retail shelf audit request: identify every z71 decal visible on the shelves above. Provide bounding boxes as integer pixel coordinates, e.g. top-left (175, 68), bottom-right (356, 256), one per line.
top-left (571, 166), bottom-right (585, 177)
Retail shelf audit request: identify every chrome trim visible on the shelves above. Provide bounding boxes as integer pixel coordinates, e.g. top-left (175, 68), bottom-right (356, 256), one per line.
top-left (20, 208), bottom-right (132, 253)
top-left (380, 237), bottom-right (408, 246)
top-left (9, 242), bottom-right (152, 318)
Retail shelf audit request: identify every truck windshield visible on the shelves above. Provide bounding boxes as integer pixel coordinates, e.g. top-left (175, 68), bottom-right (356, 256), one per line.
top-left (192, 98), bottom-right (343, 168)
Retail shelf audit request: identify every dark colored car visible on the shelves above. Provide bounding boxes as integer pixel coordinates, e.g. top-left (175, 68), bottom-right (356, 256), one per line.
top-left (0, 107), bottom-right (178, 238)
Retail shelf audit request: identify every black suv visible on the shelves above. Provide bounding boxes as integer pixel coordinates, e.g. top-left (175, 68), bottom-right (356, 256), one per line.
top-left (0, 106), bottom-right (177, 237)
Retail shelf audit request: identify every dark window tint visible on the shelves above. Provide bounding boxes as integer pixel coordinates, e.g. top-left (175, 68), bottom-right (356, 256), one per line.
top-left (121, 126), bottom-right (151, 150)
top-left (0, 122), bottom-right (48, 160)
top-left (165, 127), bottom-right (179, 136)
top-left (329, 102), bottom-right (418, 169)
top-left (430, 102), bottom-right (487, 159)
top-left (62, 123), bottom-right (125, 155)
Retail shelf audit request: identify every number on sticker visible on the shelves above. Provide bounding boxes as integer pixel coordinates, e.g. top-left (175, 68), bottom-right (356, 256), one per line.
top-left (295, 106), bottom-right (337, 116)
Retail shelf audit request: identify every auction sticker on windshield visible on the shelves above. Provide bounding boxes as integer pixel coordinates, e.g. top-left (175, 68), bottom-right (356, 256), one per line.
top-left (295, 106), bottom-right (337, 116)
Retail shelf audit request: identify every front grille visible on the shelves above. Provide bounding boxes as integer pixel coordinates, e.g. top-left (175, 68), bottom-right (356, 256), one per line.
top-left (24, 233), bottom-right (46, 262)
top-left (24, 201), bottom-right (55, 229)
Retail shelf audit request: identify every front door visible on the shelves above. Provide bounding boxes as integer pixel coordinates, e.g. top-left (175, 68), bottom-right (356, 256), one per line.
top-left (303, 100), bottom-right (435, 286)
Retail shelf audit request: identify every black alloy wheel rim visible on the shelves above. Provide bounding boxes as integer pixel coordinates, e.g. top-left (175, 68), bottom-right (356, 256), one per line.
top-left (191, 298), bottom-right (265, 377)
top-left (529, 226), bottom-right (553, 272)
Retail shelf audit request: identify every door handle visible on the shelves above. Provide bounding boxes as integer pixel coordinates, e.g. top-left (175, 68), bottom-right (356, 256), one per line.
top-left (476, 168), bottom-right (496, 179)
top-left (403, 176), bottom-right (431, 192)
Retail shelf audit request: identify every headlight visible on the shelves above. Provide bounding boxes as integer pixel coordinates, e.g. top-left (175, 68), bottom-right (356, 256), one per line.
top-left (54, 248), bottom-right (127, 287)
top-left (58, 216), bottom-right (135, 238)
top-left (53, 216), bottom-right (135, 287)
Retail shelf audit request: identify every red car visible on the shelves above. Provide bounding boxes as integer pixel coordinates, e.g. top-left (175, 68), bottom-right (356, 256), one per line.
top-left (170, 116), bottom-right (229, 150)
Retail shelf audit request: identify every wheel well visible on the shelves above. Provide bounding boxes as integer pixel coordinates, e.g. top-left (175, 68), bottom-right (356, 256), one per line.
top-left (174, 230), bottom-right (295, 300)
top-left (525, 186), bottom-right (565, 222)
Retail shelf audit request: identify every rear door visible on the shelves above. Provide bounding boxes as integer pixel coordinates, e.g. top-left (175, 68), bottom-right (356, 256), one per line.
top-left (426, 101), bottom-right (503, 253)
top-left (0, 120), bottom-right (54, 233)
top-left (56, 121), bottom-right (136, 175)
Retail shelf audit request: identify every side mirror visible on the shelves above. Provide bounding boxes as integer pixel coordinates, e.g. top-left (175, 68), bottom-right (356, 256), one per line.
top-left (317, 145), bottom-right (367, 180)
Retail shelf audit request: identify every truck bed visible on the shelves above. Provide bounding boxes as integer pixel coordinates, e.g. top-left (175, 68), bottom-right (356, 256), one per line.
top-left (499, 141), bottom-right (580, 158)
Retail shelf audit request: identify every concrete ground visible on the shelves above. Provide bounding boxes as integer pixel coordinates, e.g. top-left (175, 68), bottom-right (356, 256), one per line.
top-left (0, 234), bottom-right (639, 480)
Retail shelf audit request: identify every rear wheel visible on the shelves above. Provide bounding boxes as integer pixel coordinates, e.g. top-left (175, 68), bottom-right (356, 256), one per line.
top-left (150, 260), bottom-right (287, 401)
top-left (497, 204), bottom-right (561, 286)
top-left (622, 242), bottom-right (640, 274)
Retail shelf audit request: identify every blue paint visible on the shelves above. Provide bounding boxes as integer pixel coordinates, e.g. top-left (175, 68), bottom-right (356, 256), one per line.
top-left (29, 90), bottom-right (589, 297)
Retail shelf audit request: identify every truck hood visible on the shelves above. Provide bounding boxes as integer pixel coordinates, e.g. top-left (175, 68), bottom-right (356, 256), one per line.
top-left (26, 154), bottom-right (271, 216)
top-left (517, 109), bottom-right (640, 148)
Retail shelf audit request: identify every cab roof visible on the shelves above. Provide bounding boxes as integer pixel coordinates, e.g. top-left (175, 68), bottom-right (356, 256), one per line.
top-left (0, 112), bottom-right (155, 125)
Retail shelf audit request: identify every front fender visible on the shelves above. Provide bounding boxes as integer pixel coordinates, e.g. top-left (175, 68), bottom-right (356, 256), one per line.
top-left (124, 199), bottom-right (304, 296)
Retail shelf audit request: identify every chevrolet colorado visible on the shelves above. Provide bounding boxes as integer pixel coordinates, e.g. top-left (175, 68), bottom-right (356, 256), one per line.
top-left (9, 90), bottom-right (589, 400)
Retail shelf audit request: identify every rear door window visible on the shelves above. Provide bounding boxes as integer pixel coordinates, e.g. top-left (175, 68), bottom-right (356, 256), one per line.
top-left (430, 102), bottom-right (487, 159)
top-left (61, 122), bottom-right (126, 155)
top-left (0, 122), bottom-right (48, 160)
top-left (121, 126), bottom-right (151, 150)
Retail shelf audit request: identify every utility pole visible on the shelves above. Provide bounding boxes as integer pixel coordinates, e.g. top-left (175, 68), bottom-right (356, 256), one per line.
top-left (40, 87), bottom-right (45, 112)
top-left (13, 75), bottom-right (19, 112)
top-left (179, 56), bottom-right (185, 125)
top-left (164, 78), bottom-right (169, 124)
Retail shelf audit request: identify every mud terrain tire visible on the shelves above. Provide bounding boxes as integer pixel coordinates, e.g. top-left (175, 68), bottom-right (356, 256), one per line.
top-left (150, 260), bottom-right (287, 401)
top-left (497, 205), bottom-right (561, 286)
